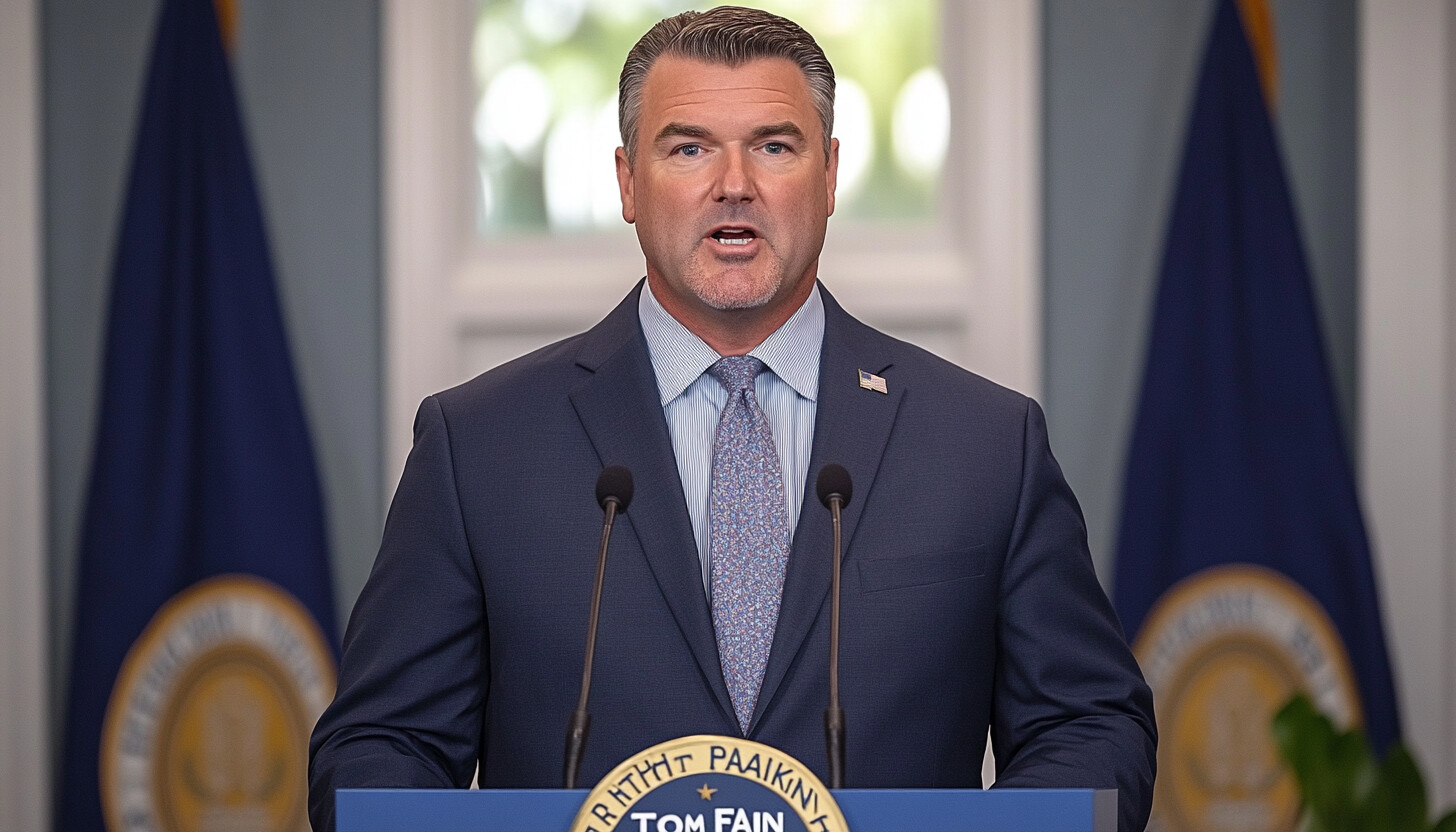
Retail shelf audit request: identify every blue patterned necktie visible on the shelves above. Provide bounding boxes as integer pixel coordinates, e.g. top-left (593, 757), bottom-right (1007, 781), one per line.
top-left (707, 356), bottom-right (792, 733)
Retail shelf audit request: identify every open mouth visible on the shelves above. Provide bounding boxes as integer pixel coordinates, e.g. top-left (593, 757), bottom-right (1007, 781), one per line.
top-left (710, 228), bottom-right (757, 247)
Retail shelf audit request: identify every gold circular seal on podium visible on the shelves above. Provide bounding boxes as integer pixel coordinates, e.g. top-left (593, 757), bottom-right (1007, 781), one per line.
top-left (571, 736), bottom-right (848, 832)
top-left (1134, 565), bottom-right (1361, 832)
top-left (101, 575), bottom-right (336, 832)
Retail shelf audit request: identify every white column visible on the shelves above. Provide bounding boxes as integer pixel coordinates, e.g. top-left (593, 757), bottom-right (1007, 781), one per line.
top-left (1359, 0), bottom-right (1456, 807)
top-left (0, 0), bottom-right (50, 829)
top-left (382, 0), bottom-right (476, 492)
top-left (957, 0), bottom-right (1042, 399)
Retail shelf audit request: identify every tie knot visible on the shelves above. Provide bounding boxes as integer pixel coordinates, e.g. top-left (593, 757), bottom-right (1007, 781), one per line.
top-left (708, 356), bottom-right (766, 393)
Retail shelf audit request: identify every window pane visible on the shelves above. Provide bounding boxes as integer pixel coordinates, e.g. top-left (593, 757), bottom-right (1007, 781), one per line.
top-left (472, 0), bottom-right (944, 236)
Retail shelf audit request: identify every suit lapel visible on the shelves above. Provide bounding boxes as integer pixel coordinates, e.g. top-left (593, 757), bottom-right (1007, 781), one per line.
top-left (568, 287), bottom-right (736, 726)
top-left (752, 289), bottom-right (904, 732)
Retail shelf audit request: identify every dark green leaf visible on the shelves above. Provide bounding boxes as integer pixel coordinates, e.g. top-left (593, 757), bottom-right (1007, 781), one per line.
top-left (1299, 811), bottom-right (1328, 832)
top-left (1331, 727), bottom-right (1376, 803)
top-left (1383, 745), bottom-right (1427, 832)
top-left (1273, 695), bottom-right (1336, 799)
top-left (1363, 744), bottom-right (1426, 832)
top-left (1276, 694), bottom-right (1355, 829)
top-left (1429, 808), bottom-right (1456, 832)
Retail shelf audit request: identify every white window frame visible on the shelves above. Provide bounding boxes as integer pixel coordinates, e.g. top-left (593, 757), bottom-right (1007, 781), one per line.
top-left (382, 1), bottom-right (1042, 482)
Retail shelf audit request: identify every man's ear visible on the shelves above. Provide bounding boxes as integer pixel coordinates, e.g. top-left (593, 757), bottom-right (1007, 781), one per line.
top-left (615, 147), bottom-right (636, 224)
top-left (825, 137), bottom-right (840, 217)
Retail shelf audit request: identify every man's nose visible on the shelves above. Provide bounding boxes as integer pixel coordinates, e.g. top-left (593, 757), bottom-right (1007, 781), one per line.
top-left (712, 148), bottom-right (754, 203)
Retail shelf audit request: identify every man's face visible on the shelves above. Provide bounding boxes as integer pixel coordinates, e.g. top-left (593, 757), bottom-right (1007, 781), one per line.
top-left (616, 55), bottom-right (839, 334)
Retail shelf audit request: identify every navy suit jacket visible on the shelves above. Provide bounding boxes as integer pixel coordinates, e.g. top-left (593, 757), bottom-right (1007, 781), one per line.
top-left (309, 283), bottom-right (1156, 830)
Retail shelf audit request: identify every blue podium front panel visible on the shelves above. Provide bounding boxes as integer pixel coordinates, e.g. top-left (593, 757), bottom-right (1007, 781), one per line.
top-left (336, 788), bottom-right (1116, 832)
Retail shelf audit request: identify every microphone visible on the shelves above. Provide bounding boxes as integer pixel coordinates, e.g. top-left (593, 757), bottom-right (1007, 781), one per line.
top-left (596, 465), bottom-right (634, 514)
top-left (564, 465), bottom-right (634, 789)
top-left (816, 464), bottom-right (852, 789)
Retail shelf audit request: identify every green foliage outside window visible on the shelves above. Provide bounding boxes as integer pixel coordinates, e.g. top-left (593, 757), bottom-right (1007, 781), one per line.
top-left (473, 0), bottom-right (945, 236)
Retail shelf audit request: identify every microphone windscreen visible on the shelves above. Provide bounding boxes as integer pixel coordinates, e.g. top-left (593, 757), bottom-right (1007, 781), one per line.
top-left (816, 463), bottom-right (853, 508)
top-left (596, 465), bottom-right (634, 511)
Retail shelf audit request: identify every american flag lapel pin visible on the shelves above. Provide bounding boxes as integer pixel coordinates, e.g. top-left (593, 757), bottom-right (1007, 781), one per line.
top-left (857, 369), bottom-right (887, 394)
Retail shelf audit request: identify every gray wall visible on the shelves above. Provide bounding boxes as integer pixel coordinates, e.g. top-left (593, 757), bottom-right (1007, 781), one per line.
top-left (43, 0), bottom-right (381, 746)
top-left (1042, 0), bottom-right (1359, 581)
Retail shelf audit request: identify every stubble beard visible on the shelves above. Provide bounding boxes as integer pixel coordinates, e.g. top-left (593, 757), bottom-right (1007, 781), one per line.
top-left (680, 246), bottom-right (786, 312)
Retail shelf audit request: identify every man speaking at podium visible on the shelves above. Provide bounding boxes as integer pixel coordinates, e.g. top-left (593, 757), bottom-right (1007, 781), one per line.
top-left (310, 7), bottom-right (1155, 831)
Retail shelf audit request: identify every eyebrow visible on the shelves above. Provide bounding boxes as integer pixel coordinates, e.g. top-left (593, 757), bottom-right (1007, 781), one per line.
top-left (652, 121), bottom-right (808, 144)
top-left (654, 122), bottom-right (711, 143)
top-left (750, 122), bottom-right (807, 142)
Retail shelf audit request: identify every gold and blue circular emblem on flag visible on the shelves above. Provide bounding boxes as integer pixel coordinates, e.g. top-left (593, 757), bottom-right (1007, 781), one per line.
top-left (571, 736), bottom-right (848, 832)
top-left (100, 575), bottom-right (335, 832)
top-left (1134, 564), bottom-right (1361, 832)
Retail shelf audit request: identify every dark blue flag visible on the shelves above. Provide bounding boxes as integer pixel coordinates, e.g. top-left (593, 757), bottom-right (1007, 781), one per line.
top-left (1113, 1), bottom-right (1399, 822)
top-left (57, 1), bottom-right (338, 830)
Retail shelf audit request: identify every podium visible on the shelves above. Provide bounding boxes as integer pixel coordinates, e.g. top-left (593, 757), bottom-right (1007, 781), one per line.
top-left (337, 788), bottom-right (1117, 832)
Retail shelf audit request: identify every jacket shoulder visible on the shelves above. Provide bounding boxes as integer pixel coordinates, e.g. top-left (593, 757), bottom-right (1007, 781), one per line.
top-left (837, 306), bottom-right (1035, 419)
top-left (432, 332), bottom-right (590, 415)
top-left (429, 286), bottom-right (645, 418)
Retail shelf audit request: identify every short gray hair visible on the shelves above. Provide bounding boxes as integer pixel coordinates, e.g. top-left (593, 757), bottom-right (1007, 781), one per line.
top-left (618, 6), bottom-right (836, 163)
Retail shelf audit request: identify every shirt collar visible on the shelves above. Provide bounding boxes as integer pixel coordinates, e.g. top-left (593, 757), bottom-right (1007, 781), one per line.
top-left (638, 278), bottom-right (824, 405)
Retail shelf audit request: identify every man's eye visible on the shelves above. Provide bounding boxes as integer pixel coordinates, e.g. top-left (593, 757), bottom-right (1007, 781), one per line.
top-left (675, 144), bottom-right (702, 157)
top-left (764, 142), bottom-right (787, 154)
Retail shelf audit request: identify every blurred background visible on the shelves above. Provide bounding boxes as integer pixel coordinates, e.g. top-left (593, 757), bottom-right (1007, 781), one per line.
top-left (2, 0), bottom-right (1452, 830)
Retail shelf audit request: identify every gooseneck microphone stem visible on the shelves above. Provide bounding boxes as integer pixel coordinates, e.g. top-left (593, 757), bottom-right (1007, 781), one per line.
top-left (816, 464), bottom-right (852, 791)
top-left (563, 499), bottom-right (615, 788)
top-left (564, 466), bottom-right (633, 789)
top-left (825, 493), bottom-right (846, 790)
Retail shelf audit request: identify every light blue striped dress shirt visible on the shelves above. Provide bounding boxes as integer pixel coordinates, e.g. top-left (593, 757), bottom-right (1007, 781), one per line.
top-left (638, 280), bottom-right (824, 593)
